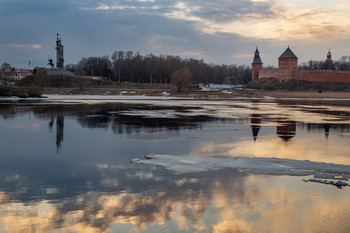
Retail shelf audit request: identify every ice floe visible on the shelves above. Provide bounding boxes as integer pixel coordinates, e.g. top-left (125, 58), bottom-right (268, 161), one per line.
top-left (303, 179), bottom-right (348, 188)
top-left (130, 154), bottom-right (350, 181)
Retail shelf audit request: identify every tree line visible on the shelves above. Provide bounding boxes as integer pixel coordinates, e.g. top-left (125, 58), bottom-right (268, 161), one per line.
top-left (299, 56), bottom-right (350, 71)
top-left (65, 51), bottom-right (252, 85)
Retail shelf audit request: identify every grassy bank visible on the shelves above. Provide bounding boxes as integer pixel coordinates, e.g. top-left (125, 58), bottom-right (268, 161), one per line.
top-left (0, 85), bottom-right (42, 98)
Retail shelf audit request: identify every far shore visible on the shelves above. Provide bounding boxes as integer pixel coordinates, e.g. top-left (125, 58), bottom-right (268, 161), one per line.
top-left (254, 90), bottom-right (350, 99)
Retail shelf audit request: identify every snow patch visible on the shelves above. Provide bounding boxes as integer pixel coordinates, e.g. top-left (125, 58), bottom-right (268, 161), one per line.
top-left (199, 85), bottom-right (210, 91)
top-left (42, 94), bottom-right (179, 100)
top-left (210, 84), bottom-right (242, 89)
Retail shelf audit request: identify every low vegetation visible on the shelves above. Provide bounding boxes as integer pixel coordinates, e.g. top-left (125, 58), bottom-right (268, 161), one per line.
top-left (246, 78), bottom-right (350, 91)
top-left (0, 85), bottom-right (42, 98)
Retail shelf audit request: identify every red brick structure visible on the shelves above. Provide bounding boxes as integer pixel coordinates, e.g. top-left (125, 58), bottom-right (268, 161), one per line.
top-left (252, 48), bottom-right (263, 81)
top-left (277, 47), bottom-right (298, 81)
top-left (253, 47), bottom-right (350, 83)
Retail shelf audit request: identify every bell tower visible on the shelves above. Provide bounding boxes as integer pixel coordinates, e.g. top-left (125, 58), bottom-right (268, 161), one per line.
top-left (55, 33), bottom-right (64, 70)
top-left (325, 49), bottom-right (334, 70)
top-left (252, 47), bottom-right (263, 81)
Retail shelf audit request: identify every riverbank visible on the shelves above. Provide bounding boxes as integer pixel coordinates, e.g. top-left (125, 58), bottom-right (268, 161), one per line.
top-left (254, 90), bottom-right (350, 99)
top-left (42, 87), bottom-right (350, 100)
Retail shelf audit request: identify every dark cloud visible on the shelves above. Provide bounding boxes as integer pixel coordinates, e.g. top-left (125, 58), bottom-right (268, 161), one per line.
top-left (179, 0), bottom-right (280, 23)
top-left (1, 0), bottom-right (348, 68)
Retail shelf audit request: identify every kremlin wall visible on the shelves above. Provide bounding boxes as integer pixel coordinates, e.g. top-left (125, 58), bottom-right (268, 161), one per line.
top-left (252, 47), bottom-right (350, 83)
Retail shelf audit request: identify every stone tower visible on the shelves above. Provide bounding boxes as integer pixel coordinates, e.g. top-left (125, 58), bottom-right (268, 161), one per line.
top-left (278, 47), bottom-right (298, 80)
top-left (55, 33), bottom-right (64, 69)
top-left (252, 47), bottom-right (263, 81)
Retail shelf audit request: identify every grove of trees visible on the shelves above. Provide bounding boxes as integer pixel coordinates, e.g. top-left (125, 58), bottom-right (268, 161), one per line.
top-left (66, 51), bottom-right (252, 85)
top-left (299, 56), bottom-right (350, 71)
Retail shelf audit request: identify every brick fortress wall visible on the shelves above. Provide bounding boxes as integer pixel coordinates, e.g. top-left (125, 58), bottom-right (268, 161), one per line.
top-left (260, 69), bottom-right (350, 83)
top-left (253, 47), bottom-right (350, 84)
top-left (300, 70), bottom-right (350, 83)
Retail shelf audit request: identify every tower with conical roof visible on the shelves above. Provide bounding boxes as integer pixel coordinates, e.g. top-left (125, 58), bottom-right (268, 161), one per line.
top-left (278, 47), bottom-right (298, 80)
top-left (252, 47), bottom-right (263, 81)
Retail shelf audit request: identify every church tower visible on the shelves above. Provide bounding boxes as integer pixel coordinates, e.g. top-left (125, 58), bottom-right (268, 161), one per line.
top-left (252, 47), bottom-right (263, 81)
top-left (55, 33), bottom-right (64, 69)
top-left (325, 49), bottom-right (334, 70)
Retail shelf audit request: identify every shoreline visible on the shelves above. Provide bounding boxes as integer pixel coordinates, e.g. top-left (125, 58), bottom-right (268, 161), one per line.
top-left (42, 87), bottom-right (350, 100)
top-left (2, 87), bottom-right (350, 100)
top-left (254, 90), bottom-right (350, 99)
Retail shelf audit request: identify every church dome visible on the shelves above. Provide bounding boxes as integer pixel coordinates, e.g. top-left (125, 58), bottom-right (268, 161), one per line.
top-left (327, 49), bottom-right (332, 57)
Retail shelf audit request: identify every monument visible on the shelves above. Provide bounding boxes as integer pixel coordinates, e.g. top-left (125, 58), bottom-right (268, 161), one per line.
top-left (47, 34), bottom-right (73, 76)
top-left (55, 33), bottom-right (64, 69)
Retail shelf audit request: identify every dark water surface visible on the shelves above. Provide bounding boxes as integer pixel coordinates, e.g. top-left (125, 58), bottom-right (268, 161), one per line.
top-left (0, 98), bottom-right (349, 232)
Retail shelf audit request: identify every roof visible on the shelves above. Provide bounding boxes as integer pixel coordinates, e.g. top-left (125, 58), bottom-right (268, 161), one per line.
top-left (0, 67), bottom-right (32, 74)
top-left (279, 47), bottom-right (298, 59)
top-left (327, 49), bottom-right (332, 57)
top-left (252, 48), bottom-right (263, 64)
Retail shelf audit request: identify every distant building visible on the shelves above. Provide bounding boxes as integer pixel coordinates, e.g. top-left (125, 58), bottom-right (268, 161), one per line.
top-left (253, 47), bottom-right (350, 83)
top-left (55, 33), bottom-right (64, 69)
top-left (324, 49), bottom-right (335, 70)
top-left (0, 67), bottom-right (32, 80)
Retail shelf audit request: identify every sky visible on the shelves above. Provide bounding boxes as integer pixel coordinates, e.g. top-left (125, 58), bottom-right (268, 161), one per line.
top-left (1, 0), bottom-right (350, 69)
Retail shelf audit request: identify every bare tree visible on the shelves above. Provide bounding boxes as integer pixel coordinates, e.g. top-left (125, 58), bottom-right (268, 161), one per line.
top-left (170, 68), bottom-right (192, 92)
top-left (35, 68), bottom-right (47, 90)
top-left (1, 63), bottom-right (11, 68)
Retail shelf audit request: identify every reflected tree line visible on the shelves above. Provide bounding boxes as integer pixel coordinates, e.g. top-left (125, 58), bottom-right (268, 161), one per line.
top-left (1, 102), bottom-right (350, 151)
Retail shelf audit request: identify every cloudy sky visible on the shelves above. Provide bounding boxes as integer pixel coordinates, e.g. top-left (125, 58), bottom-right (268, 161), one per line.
top-left (1, 0), bottom-right (350, 68)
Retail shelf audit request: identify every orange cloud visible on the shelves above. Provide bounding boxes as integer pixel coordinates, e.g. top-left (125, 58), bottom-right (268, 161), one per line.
top-left (9, 43), bottom-right (41, 49)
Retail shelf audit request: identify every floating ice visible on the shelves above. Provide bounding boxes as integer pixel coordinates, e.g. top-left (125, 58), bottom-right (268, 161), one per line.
top-left (130, 158), bottom-right (140, 163)
top-left (304, 178), bottom-right (349, 188)
top-left (131, 154), bottom-right (350, 180)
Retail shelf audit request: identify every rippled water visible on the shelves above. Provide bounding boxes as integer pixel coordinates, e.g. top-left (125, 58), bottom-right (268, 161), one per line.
top-left (0, 98), bottom-right (349, 232)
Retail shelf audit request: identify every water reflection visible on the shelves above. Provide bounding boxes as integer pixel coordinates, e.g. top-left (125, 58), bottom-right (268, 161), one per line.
top-left (48, 114), bottom-right (64, 149)
top-left (0, 171), bottom-right (349, 233)
top-left (0, 99), bottom-right (349, 232)
top-left (250, 113), bottom-right (261, 142)
top-left (276, 119), bottom-right (296, 142)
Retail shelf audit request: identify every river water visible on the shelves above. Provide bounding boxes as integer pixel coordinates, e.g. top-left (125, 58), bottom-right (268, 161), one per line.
top-left (0, 97), bottom-right (349, 233)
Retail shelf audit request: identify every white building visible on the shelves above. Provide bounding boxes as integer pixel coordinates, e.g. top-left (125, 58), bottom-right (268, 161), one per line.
top-left (0, 67), bottom-right (32, 80)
